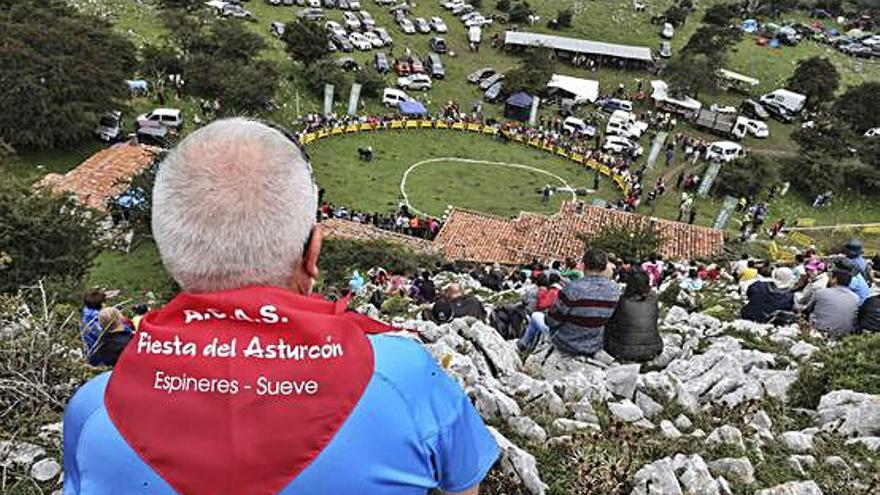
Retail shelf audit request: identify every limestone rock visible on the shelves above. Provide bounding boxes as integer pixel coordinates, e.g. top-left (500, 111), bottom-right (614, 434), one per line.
top-left (671, 454), bottom-right (720, 495)
top-left (660, 420), bottom-right (682, 439)
top-left (789, 341), bottom-right (818, 361)
top-left (488, 427), bottom-right (547, 495)
top-left (568, 399), bottom-right (599, 424)
top-left (674, 414), bottom-right (693, 431)
top-left (470, 385), bottom-right (521, 420)
top-left (706, 426), bottom-right (746, 452)
top-left (779, 431), bottom-right (814, 453)
top-left (552, 418), bottom-right (600, 434)
top-left (606, 363), bottom-right (641, 399)
top-left (458, 321), bottom-right (522, 376)
top-left (609, 399), bottom-right (645, 423)
top-left (30, 458), bottom-right (61, 482)
top-left (754, 480), bottom-right (823, 495)
top-left (508, 416), bottom-right (548, 443)
top-left (788, 455), bottom-right (816, 476)
top-left (707, 457), bottom-right (755, 485)
top-left (631, 458), bottom-right (682, 495)
top-left (0, 441), bottom-right (45, 468)
top-left (745, 410), bottom-right (774, 432)
top-left (816, 390), bottom-right (880, 437)
top-left (822, 456), bottom-right (848, 470)
top-left (664, 306), bottom-right (690, 326)
top-left (845, 436), bottom-right (880, 451)
top-left (635, 391), bottom-right (664, 418)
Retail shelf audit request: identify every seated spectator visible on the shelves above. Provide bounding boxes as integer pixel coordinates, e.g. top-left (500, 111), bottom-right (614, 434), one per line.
top-left (604, 269), bottom-right (662, 362)
top-left (80, 288), bottom-right (106, 366)
top-left (737, 260), bottom-right (759, 293)
top-left (794, 259), bottom-right (828, 310)
top-left (680, 268), bottom-right (704, 292)
top-left (740, 267), bottom-right (796, 323)
top-left (561, 257), bottom-right (583, 280)
top-left (93, 307), bottom-right (133, 366)
top-left (431, 283), bottom-right (487, 322)
top-left (843, 239), bottom-right (873, 285)
top-left (412, 271), bottom-right (437, 304)
top-left (546, 248), bottom-right (620, 357)
top-left (517, 274), bottom-right (561, 353)
top-left (806, 268), bottom-right (860, 337)
top-left (732, 253), bottom-right (749, 277)
top-left (859, 294), bottom-right (880, 333)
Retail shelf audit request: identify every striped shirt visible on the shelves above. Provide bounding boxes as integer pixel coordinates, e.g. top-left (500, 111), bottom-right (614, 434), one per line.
top-left (547, 275), bottom-right (621, 356)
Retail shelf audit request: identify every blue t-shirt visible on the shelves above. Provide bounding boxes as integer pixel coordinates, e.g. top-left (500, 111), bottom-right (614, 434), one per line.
top-left (62, 335), bottom-right (498, 495)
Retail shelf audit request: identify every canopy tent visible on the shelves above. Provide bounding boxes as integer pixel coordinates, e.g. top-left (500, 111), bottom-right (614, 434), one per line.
top-left (546, 74), bottom-right (599, 104)
top-left (504, 31), bottom-right (653, 63)
top-left (398, 101), bottom-right (428, 116)
top-left (504, 92), bottom-right (534, 122)
top-left (716, 69), bottom-right (759, 93)
top-left (650, 80), bottom-right (703, 114)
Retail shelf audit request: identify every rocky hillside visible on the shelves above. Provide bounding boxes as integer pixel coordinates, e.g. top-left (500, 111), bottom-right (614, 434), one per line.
top-left (1, 275), bottom-right (879, 494)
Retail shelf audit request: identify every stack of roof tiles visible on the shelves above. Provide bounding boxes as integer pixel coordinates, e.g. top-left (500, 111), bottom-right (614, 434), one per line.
top-left (321, 219), bottom-right (440, 255)
top-left (37, 143), bottom-right (159, 212)
top-left (433, 201), bottom-right (724, 264)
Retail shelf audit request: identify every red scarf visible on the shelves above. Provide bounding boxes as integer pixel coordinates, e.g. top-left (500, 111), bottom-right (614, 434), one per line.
top-left (105, 286), bottom-right (391, 495)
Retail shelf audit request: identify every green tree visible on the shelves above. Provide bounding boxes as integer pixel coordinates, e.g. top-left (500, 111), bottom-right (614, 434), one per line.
top-left (496, 0), bottom-right (510, 11)
top-left (664, 5), bottom-right (689, 26)
top-left (508, 2), bottom-right (533, 23)
top-left (664, 54), bottom-right (718, 98)
top-left (580, 222), bottom-right (661, 262)
top-left (140, 43), bottom-right (183, 78)
top-left (715, 155), bottom-right (780, 198)
top-left (703, 2), bottom-right (739, 25)
top-left (683, 25), bottom-right (742, 57)
top-left (282, 18), bottom-right (330, 67)
top-left (0, 0), bottom-right (136, 150)
top-left (157, 0), bottom-right (203, 10)
top-left (471, 0), bottom-right (483, 8)
top-left (354, 67), bottom-right (385, 98)
top-left (833, 82), bottom-right (880, 133)
top-left (787, 57), bottom-right (839, 108)
top-left (556, 8), bottom-right (573, 28)
top-left (0, 178), bottom-right (99, 294)
top-left (303, 58), bottom-right (347, 97)
top-left (504, 48), bottom-right (554, 96)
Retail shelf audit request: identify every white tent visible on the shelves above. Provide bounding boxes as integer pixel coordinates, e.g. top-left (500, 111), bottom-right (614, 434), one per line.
top-left (717, 69), bottom-right (759, 87)
top-left (650, 80), bottom-right (703, 112)
top-left (547, 74), bottom-right (599, 104)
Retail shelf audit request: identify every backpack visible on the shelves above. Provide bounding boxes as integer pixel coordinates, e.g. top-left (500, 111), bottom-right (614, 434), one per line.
top-left (490, 303), bottom-right (529, 340)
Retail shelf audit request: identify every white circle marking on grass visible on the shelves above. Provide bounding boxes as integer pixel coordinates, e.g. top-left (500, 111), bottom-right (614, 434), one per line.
top-left (399, 157), bottom-right (577, 217)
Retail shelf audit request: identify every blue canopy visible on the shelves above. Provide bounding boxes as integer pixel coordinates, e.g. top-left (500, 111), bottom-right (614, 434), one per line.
top-left (505, 91), bottom-right (533, 108)
top-left (398, 101), bottom-right (427, 116)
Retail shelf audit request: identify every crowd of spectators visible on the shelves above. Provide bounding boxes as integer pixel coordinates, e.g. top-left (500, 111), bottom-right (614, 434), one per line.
top-left (319, 202), bottom-right (443, 240)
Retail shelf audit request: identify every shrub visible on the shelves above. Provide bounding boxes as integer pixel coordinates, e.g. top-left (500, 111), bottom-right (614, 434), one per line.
top-left (789, 333), bottom-right (880, 409)
top-left (496, 0), bottom-right (510, 12)
top-left (579, 221), bottom-right (661, 262)
top-left (508, 2), bottom-right (533, 23)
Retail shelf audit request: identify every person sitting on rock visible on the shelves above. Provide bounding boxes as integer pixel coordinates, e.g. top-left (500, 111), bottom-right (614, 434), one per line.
top-left (805, 268), bottom-right (860, 337)
top-left (431, 283), bottom-right (487, 323)
top-left (858, 293), bottom-right (880, 333)
top-left (545, 248), bottom-right (621, 357)
top-left (80, 287), bottom-right (106, 366)
top-left (793, 259), bottom-right (827, 311)
top-left (604, 268), bottom-right (662, 362)
top-left (93, 307), bottom-right (134, 367)
top-left (740, 266), bottom-right (796, 323)
top-left (62, 119), bottom-right (498, 495)
top-left (517, 273), bottom-right (561, 353)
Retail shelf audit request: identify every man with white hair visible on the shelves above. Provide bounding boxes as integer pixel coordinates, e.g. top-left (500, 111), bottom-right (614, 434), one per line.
top-left (62, 119), bottom-right (498, 495)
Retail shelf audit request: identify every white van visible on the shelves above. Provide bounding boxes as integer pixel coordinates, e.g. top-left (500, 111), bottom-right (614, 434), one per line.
top-left (864, 127), bottom-right (880, 138)
top-left (136, 108), bottom-right (183, 131)
top-left (562, 117), bottom-right (596, 137)
top-left (609, 110), bottom-right (648, 136)
top-left (759, 89), bottom-right (807, 115)
top-left (605, 120), bottom-right (640, 139)
top-left (706, 141), bottom-right (745, 162)
top-left (382, 88), bottom-right (411, 107)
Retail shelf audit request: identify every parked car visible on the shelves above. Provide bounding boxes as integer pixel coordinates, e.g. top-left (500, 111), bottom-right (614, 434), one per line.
top-left (337, 0), bottom-right (350, 8)
top-left (336, 56), bottom-right (359, 71)
top-left (221, 3), bottom-right (254, 19)
top-left (359, 11), bottom-right (375, 29)
top-left (442, 0), bottom-right (464, 9)
top-left (398, 17), bottom-right (416, 34)
top-left (349, 32), bottom-right (372, 50)
top-left (409, 56), bottom-right (425, 73)
top-left (743, 119), bottom-right (769, 138)
top-left (430, 17), bottom-right (448, 33)
top-left (307, 0), bottom-right (321, 7)
top-left (425, 53), bottom-right (445, 78)
top-left (349, 0), bottom-right (361, 8)
top-left (398, 73), bottom-right (432, 91)
top-left (484, 82), bottom-right (504, 102)
top-left (761, 100), bottom-right (794, 123)
top-left (394, 58), bottom-right (412, 75)
top-left (562, 116), bottom-right (596, 137)
top-left (468, 67), bottom-right (495, 84)
top-left (94, 111), bottom-right (123, 142)
top-left (330, 33), bottom-right (353, 52)
top-left (603, 135), bottom-right (643, 156)
top-left (375, 27), bottom-right (393, 45)
top-left (760, 89), bottom-right (806, 114)
top-left (605, 120), bottom-right (641, 140)
top-left (374, 51), bottom-right (390, 73)
top-left (297, 8), bottom-right (325, 20)
top-left (375, 0), bottom-right (395, 4)
top-left (479, 72), bottom-right (504, 90)
top-left (661, 22), bottom-right (674, 38)
top-left (740, 99), bottom-right (769, 120)
top-left (465, 15), bottom-right (492, 27)
top-left (659, 41), bottom-right (672, 58)
top-left (452, 3), bottom-right (474, 16)
top-left (322, 0), bottom-right (337, 8)
top-left (864, 127), bottom-right (880, 138)
top-left (325, 20), bottom-right (346, 37)
top-left (343, 11), bottom-right (361, 30)
top-left (269, 21), bottom-right (286, 38)
top-left (705, 141), bottom-right (745, 162)
top-left (414, 17), bottom-right (431, 33)
top-left (430, 37), bottom-right (448, 53)
top-left (365, 31), bottom-right (384, 47)
top-left (137, 108), bottom-right (183, 131)
top-left (598, 98), bottom-right (633, 113)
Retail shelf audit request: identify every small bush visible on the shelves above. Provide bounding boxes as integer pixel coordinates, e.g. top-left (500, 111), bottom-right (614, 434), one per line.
top-left (317, 238), bottom-right (443, 293)
top-left (579, 221), bottom-right (662, 262)
top-left (789, 333), bottom-right (880, 409)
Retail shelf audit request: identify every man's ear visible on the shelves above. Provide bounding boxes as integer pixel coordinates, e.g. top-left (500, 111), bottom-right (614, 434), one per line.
top-left (302, 224), bottom-right (323, 281)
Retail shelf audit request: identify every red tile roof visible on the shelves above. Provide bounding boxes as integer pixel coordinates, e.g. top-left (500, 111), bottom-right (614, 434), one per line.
top-left (37, 143), bottom-right (159, 211)
top-left (433, 201), bottom-right (724, 264)
top-left (321, 219), bottom-right (441, 256)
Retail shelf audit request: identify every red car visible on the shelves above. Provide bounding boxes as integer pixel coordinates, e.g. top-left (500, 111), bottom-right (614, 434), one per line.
top-left (409, 56), bottom-right (425, 74)
top-left (394, 59), bottom-right (412, 75)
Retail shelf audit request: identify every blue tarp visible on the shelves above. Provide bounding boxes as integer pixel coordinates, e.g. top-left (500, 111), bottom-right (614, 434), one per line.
top-left (741, 19), bottom-right (758, 33)
top-left (398, 101), bottom-right (427, 116)
top-left (126, 80), bottom-right (149, 92)
top-left (505, 91), bottom-right (534, 108)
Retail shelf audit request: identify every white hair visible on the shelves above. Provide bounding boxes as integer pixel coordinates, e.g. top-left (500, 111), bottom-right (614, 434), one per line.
top-left (152, 118), bottom-right (317, 293)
